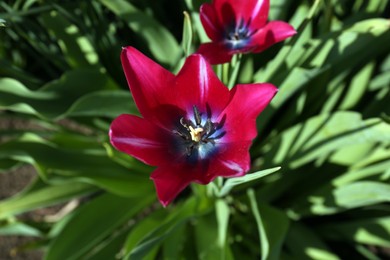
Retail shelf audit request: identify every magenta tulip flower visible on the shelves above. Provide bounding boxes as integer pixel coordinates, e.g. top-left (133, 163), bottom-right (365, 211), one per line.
top-left (109, 47), bottom-right (277, 206)
top-left (197, 0), bottom-right (296, 64)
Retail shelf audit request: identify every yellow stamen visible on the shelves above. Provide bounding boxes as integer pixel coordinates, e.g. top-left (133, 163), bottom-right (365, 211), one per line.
top-left (189, 126), bottom-right (204, 142)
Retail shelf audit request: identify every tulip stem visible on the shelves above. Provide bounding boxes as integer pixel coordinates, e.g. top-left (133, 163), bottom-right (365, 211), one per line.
top-left (216, 64), bottom-right (222, 80)
top-left (228, 54), bottom-right (242, 90)
top-left (222, 63), bottom-right (230, 86)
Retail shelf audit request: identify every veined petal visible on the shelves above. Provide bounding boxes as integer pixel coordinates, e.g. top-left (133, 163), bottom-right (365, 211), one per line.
top-left (197, 42), bottom-right (233, 65)
top-left (173, 54), bottom-right (231, 114)
top-left (219, 83), bottom-right (277, 142)
top-left (150, 166), bottom-right (192, 207)
top-left (213, 0), bottom-right (268, 25)
top-left (212, 0), bottom-right (236, 28)
top-left (111, 46), bottom-right (279, 208)
top-left (121, 47), bottom-right (175, 119)
top-left (109, 114), bottom-right (173, 166)
top-left (195, 141), bottom-right (252, 184)
top-left (214, 141), bottom-right (251, 177)
top-left (200, 3), bottom-right (224, 41)
top-left (150, 140), bottom-right (252, 206)
top-left (250, 21), bottom-right (297, 53)
top-left (249, 0), bottom-right (269, 28)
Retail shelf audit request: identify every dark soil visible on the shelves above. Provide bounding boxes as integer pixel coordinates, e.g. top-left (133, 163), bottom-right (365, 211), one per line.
top-left (0, 115), bottom-right (44, 259)
top-left (0, 166), bottom-right (44, 260)
top-left (0, 114), bottom-right (93, 259)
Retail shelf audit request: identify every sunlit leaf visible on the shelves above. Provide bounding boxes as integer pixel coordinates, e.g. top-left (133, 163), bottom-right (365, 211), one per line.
top-left (40, 11), bottom-right (99, 67)
top-left (45, 192), bottom-right (154, 260)
top-left (0, 180), bottom-right (95, 219)
top-left (216, 199), bottom-right (229, 250)
top-left (265, 112), bottom-right (390, 169)
top-left (334, 181), bottom-right (390, 209)
top-left (248, 189), bottom-right (290, 260)
top-left (181, 11), bottom-right (193, 57)
top-left (218, 167), bottom-right (281, 197)
top-left (0, 222), bottom-right (42, 237)
top-left (99, 0), bottom-right (181, 66)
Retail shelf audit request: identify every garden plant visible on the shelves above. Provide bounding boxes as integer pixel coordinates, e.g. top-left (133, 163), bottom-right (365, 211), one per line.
top-left (0, 0), bottom-right (389, 259)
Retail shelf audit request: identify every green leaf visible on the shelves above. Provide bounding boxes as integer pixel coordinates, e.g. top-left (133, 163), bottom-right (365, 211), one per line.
top-left (0, 78), bottom-right (56, 119)
top-left (338, 62), bottom-right (374, 110)
top-left (248, 190), bottom-right (290, 260)
top-left (228, 54), bottom-right (242, 89)
top-left (99, 0), bottom-right (181, 66)
top-left (255, 0), bottom-right (322, 83)
top-left (83, 227), bottom-right (130, 260)
top-left (320, 216), bottom-right (390, 248)
top-left (122, 209), bottom-right (165, 260)
top-left (0, 69), bottom-right (117, 119)
top-left (0, 18), bottom-right (6, 26)
top-left (194, 211), bottom-right (234, 260)
top-left (0, 180), bottom-right (95, 219)
top-left (0, 159), bottom-right (19, 172)
top-left (181, 11), bottom-right (193, 57)
top-left (334, 181), bottom-right (390, 209)
top-left (285, 223), bottom-right (340, 260)
top-left (45, 192), bottom-right (154, 260)
top-left (215, 199), bottom-right (229, 251)
top-left (0, 134), bottom-right (153, 198)
top-left (255, 19), bottom-right (390, 133)
top-left (0, 78), bottom-right (57, 99)
top-left (332, 148), bottom-right (390, 185)
top-left (218, 167), bottom-right (281, 197)
top-left (40, 10), bottom-right (99, 67)
top-left (369, 69), bottom-right (390, 91)
top-left (329, 143), bottom-right (376, 166)
top-left (126, 197), bottom-right (206, 259)
top-left (162, 222), bottom-right (187, 259)
top-left (0, 221), bottom-right (42, 237)
top-left (61, 168), bottom-right (154, 199)
top-left (291, 180), bottom-right (390, 217)
top-left (64, 90), bottom-right (137, 118)
top-left (266, 112), bottom-right (390, 169)
top-left (247, 189), bottom-right (269, 260)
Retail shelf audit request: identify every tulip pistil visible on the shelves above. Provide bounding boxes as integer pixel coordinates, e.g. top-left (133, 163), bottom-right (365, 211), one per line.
top-left (189, 125), bottom-right (204, 142)
top-left (224, 19), bottom-right (256, 50)
top-left (173, 106), bottom-right (223, 157)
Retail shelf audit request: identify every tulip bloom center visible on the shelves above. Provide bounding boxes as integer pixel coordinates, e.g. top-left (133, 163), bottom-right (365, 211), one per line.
top-left (225, 19), bottom-right (255, 50)
top-left (173, 106), bottom-right (224, 160)
top-left (189, 125), bottom-right (204, 142)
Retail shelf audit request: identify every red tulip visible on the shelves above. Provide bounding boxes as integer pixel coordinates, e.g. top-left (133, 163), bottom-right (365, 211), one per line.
top-left (198, 0), bottom-right (296, 64)
top-left (109, 47), bottom-right (277, 206)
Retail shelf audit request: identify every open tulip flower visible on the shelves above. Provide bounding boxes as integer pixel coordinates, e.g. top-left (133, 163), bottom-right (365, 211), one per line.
top-left (198, 0), bottom-right (296, 64)
top-left (109, 47), bottom-right (277, 206)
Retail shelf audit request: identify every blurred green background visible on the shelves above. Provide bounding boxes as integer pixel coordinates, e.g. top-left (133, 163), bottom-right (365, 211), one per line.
top-left (0, 0), bottom-right (389, 259)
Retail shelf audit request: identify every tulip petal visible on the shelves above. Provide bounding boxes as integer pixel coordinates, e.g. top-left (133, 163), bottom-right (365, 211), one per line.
top-left (121, 47), bottom-right (175, 119)
top-left (197, 42), bottom-right (233, 65)
top-left (213, 0), bottom-right (269, 25)
top-left (173, 54), bottom-right (231, 113)
top-left (250, 21), bottom-right (297, 53)
top-left (215, 141), bottom-right (252, 177)
top-left (112, 47), bottom-right (280, 207)
top-left (109, 114), bottom-right (173, 166)
top-left (248, 0), bottom-right (269, 28)
top-left (150, 140), bottom-right (252, 206)
top-left (193, 141), bottom-right (252, 184)
top-left (200, 3), bottom-right (224, 41)
top-left (150, 166), bottom-right (192, 207)
top-left (219, 83), bottom-right (277, 142)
